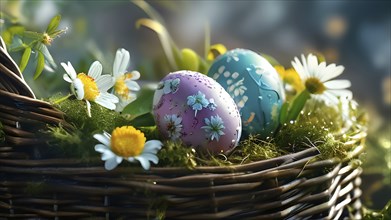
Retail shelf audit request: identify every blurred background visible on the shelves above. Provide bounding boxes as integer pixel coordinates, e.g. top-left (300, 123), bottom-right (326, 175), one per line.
top-left (1, 0), bottom-right (390, 210)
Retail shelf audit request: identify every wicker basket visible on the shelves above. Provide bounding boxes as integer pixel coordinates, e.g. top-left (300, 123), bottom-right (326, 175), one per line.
top-left (0, 38), bottom-right (366, 220)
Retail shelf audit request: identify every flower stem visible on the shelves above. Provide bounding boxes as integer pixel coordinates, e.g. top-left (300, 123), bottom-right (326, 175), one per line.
top-left (285, 89), bottom-right (311, 123)
top-left (53, 94), bottom-right (72, 104)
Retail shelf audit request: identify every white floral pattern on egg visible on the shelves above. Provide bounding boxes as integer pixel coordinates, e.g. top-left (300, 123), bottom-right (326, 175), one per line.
top-left (208, 49), bottom-right (285, 139)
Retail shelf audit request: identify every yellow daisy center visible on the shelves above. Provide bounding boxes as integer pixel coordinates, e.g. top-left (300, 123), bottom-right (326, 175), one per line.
top-left (111, 126), bottom-right (146, 157)
top-left (305, 77), bottom-right (326, 94)
top-left (114, 73), bottom-right (133, 99)
top-left (77, 73), bottom-right (100, 100)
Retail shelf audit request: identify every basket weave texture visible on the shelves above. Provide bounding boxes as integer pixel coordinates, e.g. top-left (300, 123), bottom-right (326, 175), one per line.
top-left (0, 38), bottom-right (366, 220)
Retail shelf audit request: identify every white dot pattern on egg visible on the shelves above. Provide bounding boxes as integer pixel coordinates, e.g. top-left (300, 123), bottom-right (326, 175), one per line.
top-left (153, 71), bottom-right (242, 155)
top-left (207, 49), bottom-right (285, 139)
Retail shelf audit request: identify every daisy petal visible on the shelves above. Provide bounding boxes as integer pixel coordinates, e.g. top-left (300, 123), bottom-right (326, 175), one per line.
top-left (101, 150), bottom-right (115, 160)
top-left (125, 80), bottom-right (141, 91)
top-left (72, 78), bottom-right (84, 100)
top-left (324, 80), bottom-right (351, 89)
top-left (96, 75), bottom-right (114, 92)
top-left (93, 134), bottom-right (111, 146)
top-left (86, 100), bottom-right (92, 117)
top-left (307, 54), bottom-right (318, 77)
top-left (320, 65), bottom-right (345, 82)
top-left (61, 62), bottom-right (77, 79)
top-left (291, 57), bottom-right (306, 79)
top-left (95, 93), bottom-right (119, 110)
top-left (105, 157), bottom-right (119, 170)
top-left (113, 49), bottom-right (130, 78)
top-left (116, 156), bottom-right (123, 164)
top-left (103, 131), bottom-right (111, 139)
top-left (143, 140), bottom-right (163, 154)
top-left (118, 49), bottom-right (130, 76)
top-left (129, 70), bottom-right (140, 80)
top-left (141, 153), bottom-right (159, 164)
top-left (115, 98), bottom-right (135, 112)
top-left (63, 74), bottom-right (72, 83)
top-left (135, 156), bottom-right (151, 170)
top-left (94, 144), bottom-right (109, 153)
top-left (322, 91), bottom-right (340, 105)
top-left (88, 61), bottom-right (103, 79)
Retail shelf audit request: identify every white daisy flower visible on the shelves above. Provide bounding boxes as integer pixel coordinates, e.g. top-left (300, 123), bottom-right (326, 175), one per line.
top-left (62, 61), bottom-right (119, 117)
top-left (112, 48), bottom-right (141, 112)
top-left (291, 54), bottom-right (352, 105)
top-left (94, 126), bottom-right (163, 170)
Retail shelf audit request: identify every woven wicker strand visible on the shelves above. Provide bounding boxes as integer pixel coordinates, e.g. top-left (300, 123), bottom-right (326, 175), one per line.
top-left (0, 37), bottom-right (365, 219)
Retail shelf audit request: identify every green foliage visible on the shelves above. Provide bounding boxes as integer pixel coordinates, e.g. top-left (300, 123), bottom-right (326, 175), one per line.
top-left (1, 14), bottom-right (66, 78)
top-left (19, 46), bottom-right (31, 72)
top-left (1, 25), bottom-right (25, 45)
top-left (133, 1), bottom-right (220, 75)
top-left (47, 96), bottom-right (132, 160)
top-left (275, 100), bottom-right (354, 161)
top-left (46, 15), bottom-right (61, 34)
top-left (46, 96), bottom-right (364, 167)
top-left (194, 135), bottom-right (286, 167)
top-left (283, 89), bottom-right (311, 124)
top-left (157, 141), bottom-right (197, 168)
top-left (123, 86), bottom-right (155, 118)
top-left (231, 135), bottom-right (286, 163)
top-left (34, 51), bottom-right (45, 79)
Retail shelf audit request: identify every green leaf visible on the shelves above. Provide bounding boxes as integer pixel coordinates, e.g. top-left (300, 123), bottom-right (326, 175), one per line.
top-left (33, 51), bottom-right (45, 80)
top-left (178, 48), bottom-right (199, 71)
top-left (8, 37), bottom-right (24, 52)
top-left (38, 43), bottom-right (57, 69)
top-left (279, 102), bottom-right (289, 125)
top-left (46, 15), bottom-right (61, 34)
top-left (130, 113), bottom-right (156, 127)
top-left (131, 0), bottom-right (166, 27)
top-left (7, 26), bottom-right (25, 35)
top-left (286, 90), bottom-right (311, 122)
top-left (198, 58), bottom-right (210, 74)
top-left (1, 31), bottom-right (13, 45)
top-left (136, 18), bottom-right (178, 70)
top-left (19, 47), bottom-right (31, 73)
top-left (50, 28), bottom-right (67, 38)
top-left (122, 86), bottom-right (155, 117)
top-left (23, 31), bottom-right (42, 39)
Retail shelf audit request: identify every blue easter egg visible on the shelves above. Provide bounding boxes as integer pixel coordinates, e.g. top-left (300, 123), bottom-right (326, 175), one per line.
top-left (207, 48), bottom-right (285, 138)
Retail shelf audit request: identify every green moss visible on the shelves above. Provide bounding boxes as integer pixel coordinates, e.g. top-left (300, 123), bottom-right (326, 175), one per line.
top-left (45, 95), bottom-right (365, 167)
top-left (50, 95), bottom-right (130, 132)
top-left (46, 95), bottom-right (133, 159)
top-left (157, 141), bottom-right (197, 168)
top-left (275, 99), bottom-right (363, 161)
top-left (229, 134), bottom-right (286, 163)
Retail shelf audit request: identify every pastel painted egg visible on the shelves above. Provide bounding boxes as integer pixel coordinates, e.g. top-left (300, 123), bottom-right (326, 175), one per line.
top-left (207, 49), bottom-right (285, 138)
top-left (152, 70), bottom-right (242, 155)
